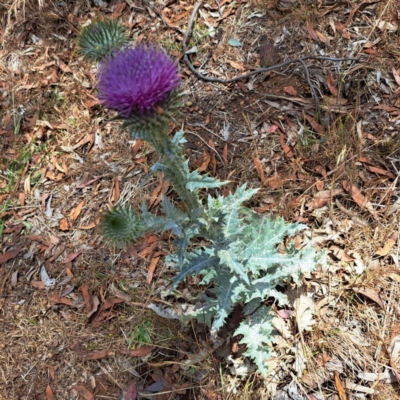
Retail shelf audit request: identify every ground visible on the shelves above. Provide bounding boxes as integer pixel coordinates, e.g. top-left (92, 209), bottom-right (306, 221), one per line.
top-left (1, 0), bottom-right (400, 399)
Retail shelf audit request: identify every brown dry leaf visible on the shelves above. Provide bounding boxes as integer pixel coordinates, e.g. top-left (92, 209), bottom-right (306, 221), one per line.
top-left (196, 152), bottom-right (211, 172)
top-left (71, 385), bottom-right (94, 400)
top-left (172, 382), bottom-right (190, 395)
top-left (315, 30), bottom-right (327, 43)
top-left (364, 164), bottom-right (395, 179)
top-left (161, 9), bottom-right (175, 25)
top-left (294, 295), bottom-right (316, 332)
top-left (59, 218), bottom-right (69, 231)
top-left (99, 297), bottom-right (124, 312)
top-left (24, 176), bottom-right (30, 193)
top-left (222, 143), bottom-right (228, 166)
top-left (48, 293), bottom-right (74, 307)
top-left (373, 104), bottom-right (399, 112)
top-left (77, 223), bottom-right (97, 230)
top-left (342, 180), bottom-right (377, 218)
top-left (314, 165), bottom-right (327, 177)
top-left (334, 371), bottom-right (347, 400)
top-left (62, 252), bottom-right (82, 263)
top-left (83, 349), bottom-right (114, 361)
top-left (283, 86), bottom-right (297, 96)
top-left (307, 23), bottom-right (319, 41)
top-left (87, 296), bottom-right (100, 318)
top-left (333, 162), bottom-right (345, 179)
top-left (139, 241), bottom-right (158, 258)
top-left (110, 283), bottom-right (131, 303)
top-left (254, 157), bottom-right (265, 183)
top-left (149, 179), bottom-right (169, 208)
top-left (147, 256), bottom-right (160, 285)
top-left (265, 174), bottom-right (283, 189)
top-left (0, 247), bottom-right (21, 264)
top-left (31, 281), bottom-right (46, 290)
top-left (172, 10), bottom-right (190, 22)
top-left (81, 282), bottom-right (92, 313)
top-left (308, 189), bottom-right (343, 209)
top-left (112, 2), bottom-right (126, 18)
top-left (228, 60), bottom-right (245, 70)
top-left (377, 19), bottom-right (398, 32)
top-left (353, 287), bottom-right (384, 309)
top-left (393, 67), bottom-right (400, 86)
top-left (329, 245), bottom-right (353, 262)
top-left (55, 56), bottom-right (72, 73)
top-left (376, 237), bottom-right (397, 256)
top-left (131, 139), bottom-right (143, 159)
top-left (69, 200), bottom-right (84, 225)
top-left (315, 180), bottom-right (324, 191)
top-left (358, 157), bottom-right (396, 178)
top-left (45, 364), bottom-right (56, 380)
top-left (344, 2), bottom-right (363, 27)
top-left (124, 383), bottom-right (137, 400)
top-left (119, 346), bottom-right (153, 357)
top-left (76, 177), bottom-right (102, 189)
top-left (279, 132), bottom-right (294, 158)
top-left (326, 73), bottom-right (338, 96)
top-left (112, 177), bottom-right (120, 203)
top-left (46, 384), bottom-right (55, 400)
top-left (335, 22), bottom-right (351, 39)
top-left (315, 295), bottom-right (336, 315)
top-left (216, 6), bottom-right (234, 21)
top-left (45, 170), bottom-right (63, 181)
top-left (323, 97), bottom-right (347, 106)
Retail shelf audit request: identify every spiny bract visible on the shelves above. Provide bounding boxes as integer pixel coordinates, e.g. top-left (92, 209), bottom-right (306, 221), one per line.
top-left (78, 19), bottom-right (128, 63)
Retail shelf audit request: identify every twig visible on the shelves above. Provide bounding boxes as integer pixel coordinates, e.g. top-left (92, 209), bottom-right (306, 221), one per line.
top-left (183, 1), bottom-right (360, 105)
top-left (242, 112), bottom-right (260, 159)
top-left (142, 0), bottom-right (183, 33)
top-left (299, 58), bottom-right (319, 106)
top-left (187, 129), bottom-right (225, 167)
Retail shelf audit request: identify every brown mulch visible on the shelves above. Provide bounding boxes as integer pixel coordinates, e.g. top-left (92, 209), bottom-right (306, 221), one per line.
top-left (1, 0), bottom-right (400, 399)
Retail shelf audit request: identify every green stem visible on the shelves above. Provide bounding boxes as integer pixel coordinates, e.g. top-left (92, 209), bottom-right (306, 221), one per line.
top-left (147, 129), bottom-right (200, 210)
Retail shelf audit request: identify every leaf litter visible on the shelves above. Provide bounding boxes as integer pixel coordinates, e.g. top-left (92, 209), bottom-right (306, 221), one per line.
top-left (1, 0), bottom-right (400, 398)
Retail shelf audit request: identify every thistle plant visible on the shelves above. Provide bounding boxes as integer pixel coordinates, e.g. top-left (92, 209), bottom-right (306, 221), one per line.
top-left (78, 22), bottom-right (324, 374)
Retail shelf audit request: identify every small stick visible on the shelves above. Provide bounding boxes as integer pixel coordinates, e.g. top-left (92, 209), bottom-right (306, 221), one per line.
top-left (142, 0), bottom-right (183, 33)
top-left (183, 1), bottom-right (360, 104)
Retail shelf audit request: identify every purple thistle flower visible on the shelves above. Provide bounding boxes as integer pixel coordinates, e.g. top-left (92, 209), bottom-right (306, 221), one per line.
top-left (97, 46), bottom-right (180, 117)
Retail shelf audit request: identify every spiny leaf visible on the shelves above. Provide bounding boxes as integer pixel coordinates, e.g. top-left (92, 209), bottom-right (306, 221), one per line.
top-left (171, 251), bottom-right (219, 289)
top-left (186, 169), bottom-right (228, 191)
top-left (235, 306), bottom-right (275, 375)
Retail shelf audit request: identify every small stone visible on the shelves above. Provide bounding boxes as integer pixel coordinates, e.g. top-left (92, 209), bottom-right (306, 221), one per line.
top-left (186, 101), bottom-right (193, 107)
top-left (205, 86), bottom-right (211, 91)
top-left (220, 105), bottom-right (225, 110)
top-left (194, 106), bottom-right (200, 111)
top-left (198, 110), bottom-right (203, 115)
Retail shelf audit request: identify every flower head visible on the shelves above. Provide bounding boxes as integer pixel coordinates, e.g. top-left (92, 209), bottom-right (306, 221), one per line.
top-left (100, 206), bottom-right (146, 246)
top-left (78, 19), bottom-right (128, 63)
top-left (97, 46), bottom-right (180, 117)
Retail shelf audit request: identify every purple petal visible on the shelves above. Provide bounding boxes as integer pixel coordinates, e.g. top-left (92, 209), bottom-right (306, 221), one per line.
top-left (98, 46), bottom-right (180, 117)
